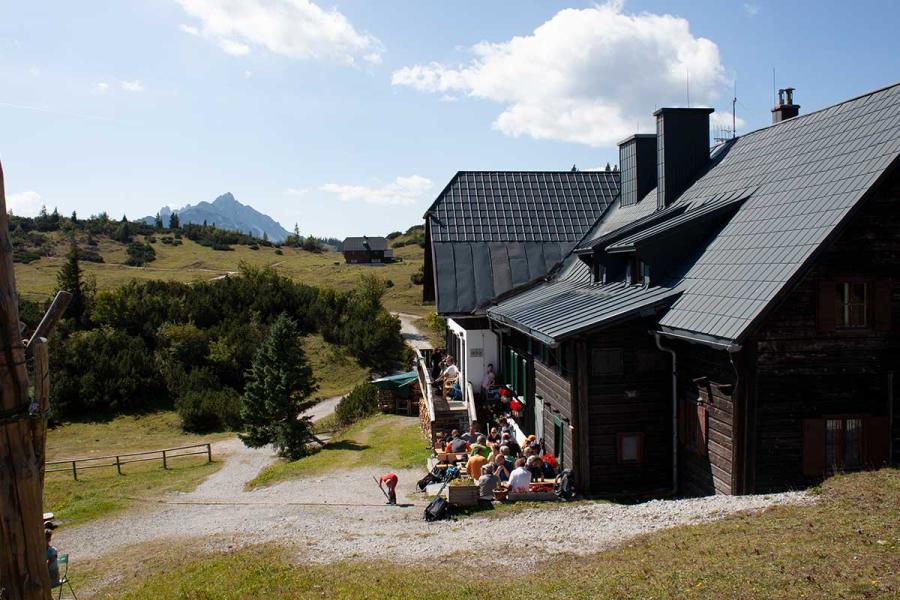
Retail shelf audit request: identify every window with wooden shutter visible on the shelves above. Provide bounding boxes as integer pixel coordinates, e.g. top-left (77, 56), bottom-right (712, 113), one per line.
top-left (873, 280), bottom-right (892, 332)
top-left (803, 418), bottom-right (827, 477)
top-left (863, 416), bottom-right (890, 468)
top-left (817, 280), bottom-right (837, 331)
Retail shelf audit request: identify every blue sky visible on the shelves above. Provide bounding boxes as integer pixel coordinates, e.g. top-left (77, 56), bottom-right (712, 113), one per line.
top-left (1, 0), bottom-right (898, 238)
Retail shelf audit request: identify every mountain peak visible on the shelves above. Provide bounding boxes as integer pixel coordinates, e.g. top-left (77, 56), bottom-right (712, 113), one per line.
top-left (213, 192), bottom-right (238, 206)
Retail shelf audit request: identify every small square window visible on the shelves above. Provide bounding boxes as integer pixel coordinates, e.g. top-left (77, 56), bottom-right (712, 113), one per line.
top-left (618, 432), bottom-right (644, 463)
top-left (835, 282), bottom-right (867, 328)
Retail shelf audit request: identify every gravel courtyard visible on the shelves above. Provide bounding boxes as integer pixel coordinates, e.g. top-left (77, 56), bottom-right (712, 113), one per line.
top-left (57, 421), bottom-right (812, 565)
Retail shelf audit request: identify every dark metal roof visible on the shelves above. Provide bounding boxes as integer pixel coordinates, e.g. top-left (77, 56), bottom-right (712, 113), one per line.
top-left (343, 236), bottom-right (388, 252)
top-left (606, 187), bottom-right (754, 253)
top-left (487, 260), bottom-right (681, 344)
top-left (489, 81), bottom-right (900, 345)
top-left (660, 81), bottom-right (900, 342)
top-left (427, 171), bottom-right (619, 243)
top-left (428, 171), bottom-right (620, 314)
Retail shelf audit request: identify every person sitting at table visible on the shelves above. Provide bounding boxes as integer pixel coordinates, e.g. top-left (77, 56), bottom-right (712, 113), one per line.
top-left (499, 445), bottom-right (515, 470)
top-left (501, 432), bottom-right (521, 458)
top-left (469, 435), bottom-right (491, 459)
top-left (487, 427), bottom-right (501, 444)
top-left (541, 452), bottom-right (558, 478)
top-left (526, 454), bottom-right (545, 480)
top-left (444, 429), bottom-right (469, 454)
top-left (508, 458), bottom-right (532, 493)
top-left (466, 450), bottom-right (487, 480)
top-left (434, 356), bottom-right (459, 388)
top-left (460, 423), bottom-right (482, 444)
top-left (492, 454), bottom-right (511, 482)
top-left (477, 463), bottom-right (500, 501)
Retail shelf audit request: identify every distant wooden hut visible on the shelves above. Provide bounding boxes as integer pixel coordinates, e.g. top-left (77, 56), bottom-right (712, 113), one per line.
top-left (342, 236), bottom-right (392, 264)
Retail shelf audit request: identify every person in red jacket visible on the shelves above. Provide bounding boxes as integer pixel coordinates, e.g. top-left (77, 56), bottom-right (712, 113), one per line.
top-left (379, 473), bottom-right (398, 505)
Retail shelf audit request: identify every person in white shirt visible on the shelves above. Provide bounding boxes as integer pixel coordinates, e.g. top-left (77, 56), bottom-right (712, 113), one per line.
top-left (435, 356), bottom-right (459, 384)
top-left (507, 458), bottom-right (532, 493)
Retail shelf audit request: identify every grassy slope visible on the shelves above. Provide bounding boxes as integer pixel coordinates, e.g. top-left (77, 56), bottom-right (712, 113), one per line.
top-left (44, 413), bottom-right (230, 527)
top-left (247, 414), bottom-right (429, 489)
top-left (301, 334), bottom-right (370, 399)
top-left (15, 233), bottom-right (427, 315)
top-left (85, 468), bottom-right (899, 599)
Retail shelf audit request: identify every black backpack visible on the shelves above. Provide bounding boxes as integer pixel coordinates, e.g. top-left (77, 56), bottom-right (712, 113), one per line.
top-left (424, 495), bottom-right (450, 521)
top-left (554, 469), bottom-right (576, 500)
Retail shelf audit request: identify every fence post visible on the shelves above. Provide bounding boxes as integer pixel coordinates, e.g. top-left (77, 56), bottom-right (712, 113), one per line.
top-left (206, 443), bottom-right (212, 464)
top-left (72, 461), bottom-right (77, 481)
top-left (115, 455), bottom-right (121, 475)
top-left (162, 450), bottom-right (167, 470)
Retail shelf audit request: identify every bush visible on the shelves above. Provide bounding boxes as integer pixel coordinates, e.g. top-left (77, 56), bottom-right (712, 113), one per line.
top-left (386, 231), bottom-right (402, 240)
top-left (125, 241), bottom-right (156, 266)
top-left (384, 279), bottom-right (394, 288)
top-left (410, 266), bottom-right (424, 285)
top-left (334, 382), bottom-right (379, 426)
top-left (176, 387), bottom-right (241, 432)
top-left (274, 249), bottom-right (283, 255)
top-left (79, 249), bottom-right (104, 263)
top-left (249, 244), bottom-right (259, 250)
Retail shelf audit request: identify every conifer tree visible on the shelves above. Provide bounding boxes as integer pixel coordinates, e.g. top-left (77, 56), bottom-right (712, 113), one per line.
top-left (57, 239), bottom-right (87, 326)
top-left (169, 211), bottom-right (180, 230)
top-left (239, 314), bottom-right (318, 459)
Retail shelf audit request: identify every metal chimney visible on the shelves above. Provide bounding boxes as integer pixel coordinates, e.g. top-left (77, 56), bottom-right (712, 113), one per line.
top-left (771, 87), bottom-right (800, 123)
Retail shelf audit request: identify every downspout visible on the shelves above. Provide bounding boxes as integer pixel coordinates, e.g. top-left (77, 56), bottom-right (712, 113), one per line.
top-left (727, 347), bottom-right (744, 495)
top-left (654, 332), bottom-right (678, 495)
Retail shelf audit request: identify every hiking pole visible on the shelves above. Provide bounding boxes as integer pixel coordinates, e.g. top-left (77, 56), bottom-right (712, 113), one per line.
top-left (373, 475), bottom-right (391, 501)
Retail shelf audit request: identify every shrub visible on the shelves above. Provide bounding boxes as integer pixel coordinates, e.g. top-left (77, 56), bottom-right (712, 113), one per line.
top-left (125, 241), bottom-right (156, 266)
top-left (384, 279), bottom-right (394, 288)
top-left (274, 249), bottom-right (283, 255)
top-left (386, 231), bottom-right (402, 240)
top-left (334, 382), bottom-right (379, 427)
top-left (249, 244), bottom-right (259, 250)
top-left (410, 266), bottom-right (424, 285)
top-left (79, 249), bottom-right (104, 263)
top-left (177, 387), bottom-right (241, 432)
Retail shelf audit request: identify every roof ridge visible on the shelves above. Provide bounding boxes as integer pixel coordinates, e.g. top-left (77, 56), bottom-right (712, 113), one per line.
top-left (735, 79), bottom-right (900, 140)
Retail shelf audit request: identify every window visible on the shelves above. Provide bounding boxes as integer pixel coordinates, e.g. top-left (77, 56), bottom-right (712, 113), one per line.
top-left (825, 417), bottom-right (862, 472)
top-left (553, 415), bottom-right (565, 466)
top-left (591, 348), bottom-right (623, 376)
top-left (835, 282), bottom-right (867, 329)
top-left (617, 432), bottom-right (644, 464)
top-left (628, 256), bottom-right (641, 285)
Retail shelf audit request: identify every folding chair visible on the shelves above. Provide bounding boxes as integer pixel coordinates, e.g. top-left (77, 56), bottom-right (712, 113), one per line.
top-left (52, 554), bottom-right (78, 600)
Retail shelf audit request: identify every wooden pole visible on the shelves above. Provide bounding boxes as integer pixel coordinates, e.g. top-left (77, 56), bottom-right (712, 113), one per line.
top-left (29, 338), bottom-right (49, 490)
top-left (0, 160), bottom-right (52, 599)
top-left (25, 292), bottom-right (70, 358)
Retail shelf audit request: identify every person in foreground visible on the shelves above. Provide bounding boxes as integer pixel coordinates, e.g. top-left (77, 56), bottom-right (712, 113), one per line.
top-left (507, 458), bottom-right (532, 493)
top-left (379, 473), bottom-right (398, 505)
top-left (46, 528), bottom-right (60, 587)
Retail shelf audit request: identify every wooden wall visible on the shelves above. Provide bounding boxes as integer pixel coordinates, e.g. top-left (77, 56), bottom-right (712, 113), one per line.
top-left (671, 341), bottom-right (736, 496)
top-left (750, 171), bottom-right (900, 492)
top-left (580, 320), bottom-right (671, 496)
top-left (535, 360), bottom-right (574, 473)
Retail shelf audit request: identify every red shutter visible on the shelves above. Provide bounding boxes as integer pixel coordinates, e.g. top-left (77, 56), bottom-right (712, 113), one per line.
top-left (817, 281), bottom-right (837, 332)
top-left (697, 404), bottom-right (708, 456)
top-left (862, 416), bottom-right (890, 468)
top-left (872, 280), bottom-right (892, 332)
top-left (803, 418), bottom-right (827, 477)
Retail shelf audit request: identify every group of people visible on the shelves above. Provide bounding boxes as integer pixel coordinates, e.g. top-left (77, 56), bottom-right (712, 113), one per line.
top-left (435, 419), bottom-right (558, 501)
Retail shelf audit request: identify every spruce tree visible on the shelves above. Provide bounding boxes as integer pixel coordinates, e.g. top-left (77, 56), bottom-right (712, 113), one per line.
top-left (57, 239), bottom-right (87, 326)
top-left (169, 211), bottom-right (180, 230)
top-left (240, 314), bottom-right (318, 459)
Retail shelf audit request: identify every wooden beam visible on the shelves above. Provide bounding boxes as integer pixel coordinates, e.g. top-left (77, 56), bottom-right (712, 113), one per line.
top-left (0, 159), bottom-right (52, 598)
top-left (30, 338), bottom-right (49, 489)
top-left (25, 291), bottom-right (71, 356)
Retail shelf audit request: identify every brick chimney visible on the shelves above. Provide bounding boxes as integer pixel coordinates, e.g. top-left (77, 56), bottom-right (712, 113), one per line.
top-left (654, 107), bottom-right (714, 210)
top-left (771, 87), bottom-right (800, 123)
top-left (618, 134), bottom-right (657, 207)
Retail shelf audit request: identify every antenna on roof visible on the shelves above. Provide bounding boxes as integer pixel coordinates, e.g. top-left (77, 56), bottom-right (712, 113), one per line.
top-left (772, 67), bottom-right (777, 105)
top-left (571, 164), bottom-right (577, 172)
top-left (732, 80), bottom-right (737, 139)
top-left (686, 69), bottom-right (691, 107)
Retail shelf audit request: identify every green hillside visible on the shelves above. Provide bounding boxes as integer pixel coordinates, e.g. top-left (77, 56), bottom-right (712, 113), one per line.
top-left (14, 230), bottom-right (427, 316)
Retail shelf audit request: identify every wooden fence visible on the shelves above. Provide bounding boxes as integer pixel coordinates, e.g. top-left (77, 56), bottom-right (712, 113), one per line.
top-left (46, 443), bottom-right (213, 480)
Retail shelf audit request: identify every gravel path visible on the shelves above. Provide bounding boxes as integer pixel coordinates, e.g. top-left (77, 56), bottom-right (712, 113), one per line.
top-left (394, 312), bottom-right (432, 351)
top-left (56, 411), bottom-right (811, 564)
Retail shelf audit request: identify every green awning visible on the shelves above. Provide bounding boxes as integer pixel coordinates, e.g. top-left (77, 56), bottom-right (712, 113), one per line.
top-left (371, 370), bottom-right (418, 390)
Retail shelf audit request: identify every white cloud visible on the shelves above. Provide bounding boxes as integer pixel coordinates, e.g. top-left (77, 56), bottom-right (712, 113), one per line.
top-left (94, 82), bottom-right (110, 93)
top-left (284, 187), bottom-right (309, 196)
top-left (179, 24), bottom-right (200, 35)
top-left (219, 39), bottom-right (251, 56)
top-left (320, 175), bottom-right (433, 206)
top-left (120, 80), bottom-right (145, 92)
top-left (392, 1), bottom-right (727, 147)
top-left (174, 0), bottom-right (383, 65)
top-left (743, 3), bottom-right (760, 16)
top-left (7, 191), bottom-right (43, 217)
top-left (710, 111), bottom-right (746, 134)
